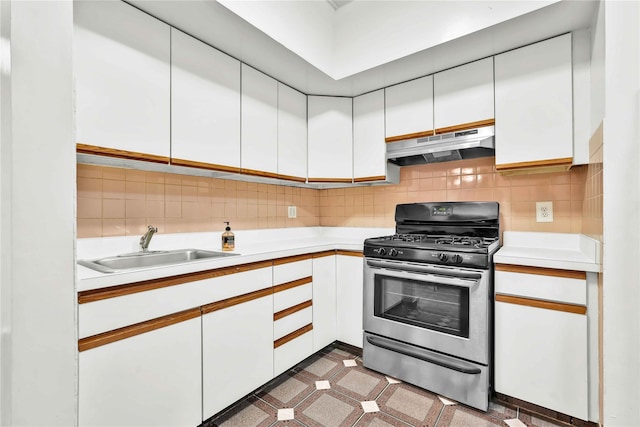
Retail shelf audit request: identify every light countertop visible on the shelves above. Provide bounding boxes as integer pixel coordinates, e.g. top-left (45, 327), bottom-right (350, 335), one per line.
top-left (76, 227), bottom-right (393, 292)
top-left (494, 231), bottom-right (601, 273)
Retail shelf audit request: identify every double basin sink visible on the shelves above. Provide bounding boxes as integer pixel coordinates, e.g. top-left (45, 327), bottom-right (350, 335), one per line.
top-left (78, 249), bottom-right (239, 273)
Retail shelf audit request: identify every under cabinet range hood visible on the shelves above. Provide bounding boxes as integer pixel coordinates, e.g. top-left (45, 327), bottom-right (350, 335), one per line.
top-left (386, 126), bottom-right (495, 166)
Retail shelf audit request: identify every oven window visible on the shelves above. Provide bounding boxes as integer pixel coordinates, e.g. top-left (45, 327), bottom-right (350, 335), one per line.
top-left (373, 274), bottom-right (470, 338)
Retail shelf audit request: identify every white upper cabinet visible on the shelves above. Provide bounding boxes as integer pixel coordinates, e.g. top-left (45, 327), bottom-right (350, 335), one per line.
top-left (278, 84), bottom-right (308, 182)
top-left (494, 33), bottom-right (573, 170)
top-left (434, 57), bottom-right (494, 132)
top-left (385, 75), bottom-right (434, 140)
top-left (171, 29), bottom-right (241, 171)
top-left (308, 96), bottom-right (353, 182)
top-left (353, 90), bottom-right (387, 181)
top-left (241, 65), bottom-right (278, 176)
top-left (74, 1), bottom-right (170, 160)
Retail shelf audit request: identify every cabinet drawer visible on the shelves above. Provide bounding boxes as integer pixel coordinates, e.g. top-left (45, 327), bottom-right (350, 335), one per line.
top-left (274, 259), bottom-right (312, 285)
top-left (495, 270), bottom-right (586, 305)
top-left (274, 329), bottom-right (313, 376)
top-left (274, 307), bottom-right (313, 340)
top-left (274, 283), bottom-right (312, 313)
top-left (79, 266), bottom-right (272, 338)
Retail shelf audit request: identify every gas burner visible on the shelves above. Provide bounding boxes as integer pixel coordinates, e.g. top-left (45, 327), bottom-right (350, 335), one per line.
top-left (435, 236), bottom-right (486, 248)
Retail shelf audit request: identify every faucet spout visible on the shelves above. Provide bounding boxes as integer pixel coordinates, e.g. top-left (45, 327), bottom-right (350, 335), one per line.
top-left (139, 225), bottom-right (158, 252)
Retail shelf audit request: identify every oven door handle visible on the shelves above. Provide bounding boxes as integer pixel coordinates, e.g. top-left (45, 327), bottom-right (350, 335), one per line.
top-left (366, 260), bottom-right (480, 288)
top-left (366, 335), bottom-right (482, 375)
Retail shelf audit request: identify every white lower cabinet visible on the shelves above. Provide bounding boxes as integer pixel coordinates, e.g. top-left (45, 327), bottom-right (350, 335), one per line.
top-left (274, 331), bottom-right (314, 377)
top-left (312, 254), bottom-right (337, 351)
top-left (494, 267), bottom-right (589, 420)
top-left (336, 255), bottom-right (364, 348)
top-left (202, 294), bottom-right (274, 420)
top-left (79, 318), bottom-right (202, 427)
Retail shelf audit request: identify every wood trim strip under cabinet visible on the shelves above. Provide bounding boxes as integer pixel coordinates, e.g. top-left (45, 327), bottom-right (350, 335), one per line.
top-left (434, 119), bottom-right (495, 135)
top-left (241, 168), bottom-right (280, 180)
top-left (274, 300), bottom-right (312, 321)
top-left (201, 287), bottom-right (273, 315)
top-left (170, 157), bottom-right (242, 174)
top-left (495, 157), bottom-right (573, 172)
top-left (274, 323), bottom-right (313, 349)
top-left (336, 250), bottom-right (363, 258)
top-left (354, 176), bottom-right (387, 183)
top-left (307, 177), bottom-right (354, 183)
top-left (78, 260), bottom-right (273, 304)
top-left (77, 143), bottom-right (170, 164)
top-left (276, 173), bottom-right (307, 183)
top-left (273, 277), bottom-right (313, 294)
top-left (495, 294), bottom-right (587, 315)
top-left (495, 264), bottom-right (587, 280)
top-left (78, 307), bottom-right (201, 352)
top-left (385, 130), bottom-right (435, 143)
top-left (273, 254), bottom-right (313, 266)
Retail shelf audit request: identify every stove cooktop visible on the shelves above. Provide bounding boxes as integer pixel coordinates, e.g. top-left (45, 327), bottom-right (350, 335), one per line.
top-left (373, 233), bottom-right (498, 250)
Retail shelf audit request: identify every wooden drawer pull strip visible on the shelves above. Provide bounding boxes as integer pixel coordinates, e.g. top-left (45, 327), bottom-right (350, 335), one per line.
top-left (274, 300), bottom-right (312, 321)
top-left (273, 254), bottom-right (313, 266)
top-left (273, 277), bottom-right (312, 294)
top-left (434, 119), bottom-right (495, 135)
top-left (495, 157), bottom-right (573, 171)
top-left (201, 287), bottom-right (273, 315)
top-left (336, 250), bottom-right (363, 258)
top-left (495, 264), bottom-right (586, 280)
top-left (274, 324), bottom-right (313, 349)
top-left (312, 250), bottom-right (336, 259)
top-left (78, 308), bottom-right (201, 352)
top-left (78, 260), bottom-right (273, 304)
top-left (496, 294), bottom-right (587, 315)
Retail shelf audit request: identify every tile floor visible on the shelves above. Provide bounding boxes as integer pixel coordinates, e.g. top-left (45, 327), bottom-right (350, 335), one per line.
top-left (203, 343), bottom-right (568, 427)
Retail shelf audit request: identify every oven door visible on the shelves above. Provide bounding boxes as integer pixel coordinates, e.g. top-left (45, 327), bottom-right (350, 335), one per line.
top-left (363, 258), bottom-right (490, 365)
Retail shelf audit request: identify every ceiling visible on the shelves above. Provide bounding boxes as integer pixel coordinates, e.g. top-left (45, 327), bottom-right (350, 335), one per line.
top-left (127, 0), bottom-right (599, 97)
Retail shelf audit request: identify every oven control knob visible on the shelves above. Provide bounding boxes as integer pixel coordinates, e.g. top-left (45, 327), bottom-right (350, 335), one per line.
top-left (438, 253), bottom-right (448, 262)
top-left (389, 248), bottom-right (398, 257)
top-left (378, 248), bottom-right (386, 256)
top-left (452, 254), bottom-right (463, 264)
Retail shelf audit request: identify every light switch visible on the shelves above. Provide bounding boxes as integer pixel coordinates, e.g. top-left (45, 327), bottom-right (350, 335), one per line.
top-left (287, 206), bottom-right (297, 218)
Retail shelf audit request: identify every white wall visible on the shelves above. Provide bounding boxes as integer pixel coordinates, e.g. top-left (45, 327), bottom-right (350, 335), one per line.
top-left (0, 2), bottom-right (76, 426)
top-left (602, 0), bottom-right (640, 426)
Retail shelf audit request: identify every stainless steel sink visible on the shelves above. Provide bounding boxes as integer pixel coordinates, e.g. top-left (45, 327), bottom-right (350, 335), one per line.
top-left (78, 249), bottom-right (239, 273)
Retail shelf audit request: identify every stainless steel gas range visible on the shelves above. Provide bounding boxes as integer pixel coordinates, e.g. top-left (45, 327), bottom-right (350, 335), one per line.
top-left (362, 201), bottom-right (500, 411)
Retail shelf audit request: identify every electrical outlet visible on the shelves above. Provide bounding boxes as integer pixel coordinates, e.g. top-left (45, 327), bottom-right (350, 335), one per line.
top-left (287, 206), bottom-right (297, 218)
top-left (536, 201), bottom-right (554, 223)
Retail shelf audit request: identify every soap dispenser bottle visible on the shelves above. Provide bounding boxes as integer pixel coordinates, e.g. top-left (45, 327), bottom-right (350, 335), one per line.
top-left (221, 221), bottom-right (235, 251)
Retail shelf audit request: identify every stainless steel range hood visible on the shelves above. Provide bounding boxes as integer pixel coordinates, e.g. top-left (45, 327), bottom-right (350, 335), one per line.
top-left (386, 126), bottom-right (495, 166)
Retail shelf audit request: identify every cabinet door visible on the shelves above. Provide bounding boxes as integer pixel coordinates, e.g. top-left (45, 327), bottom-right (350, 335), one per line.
top-left (278, 83), bottom-right (308, 182)
top-left (241, 64), bottom-right (278, 175)
top-left (385, 75), bottom-right (434, 140)
top-left (494, 301), bottom-right (588, 420)
top-left (495, 34), bottom-right (573, 168)
top-left (353, 90), bottom-right (386, 182)
top-left (171, 29), bottom-right (241, 171)
top-left (202, 295), bottom-right (274, 420)
top-left (312, 255), bottom-right (337, 352)
top-left (336, 255), bottom-right (364, 348)
top-left (74, 1), bottom-right (170, 160)
top-left (434, 57), bottom-right (494, 132)
top-left (308, 96), bottom-right (353, 182)
top-left (79, 319), bottom-right (201, 427)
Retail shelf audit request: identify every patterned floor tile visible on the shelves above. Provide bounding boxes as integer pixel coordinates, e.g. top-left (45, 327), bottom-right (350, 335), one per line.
top-left (354, 412), bottom-right (415, 427)
top-left (376, 383), bottom-right (443, 427)
top-left (256, 370), bottom-right (316, 409)
top-left (210, 396), bottom-right (277, 427)
top-left (331, 365), bottom-right (388, 401)
top-left (436, 405), bottom-right (505, 427)
top-left (296, 389), bottom-right (364, 427)
top-left (294, 352), bottom-right (344, 380)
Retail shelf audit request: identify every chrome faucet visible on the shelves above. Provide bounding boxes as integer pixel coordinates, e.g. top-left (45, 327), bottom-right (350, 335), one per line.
top-left (139, 225), bottom-right (158, 252)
